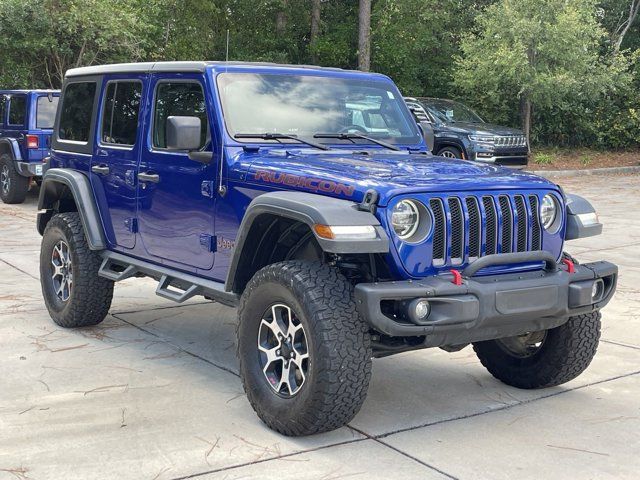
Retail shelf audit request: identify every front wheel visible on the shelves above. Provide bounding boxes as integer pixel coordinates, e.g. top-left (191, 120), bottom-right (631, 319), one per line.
top-left (237, 261), bottom-right (372, 436)
top-left (40, 212), bottom-right (114, 327)
top-left (473, 311), bottom-right (601, 389)
top-left (436, 146), bottom-right (463, 159)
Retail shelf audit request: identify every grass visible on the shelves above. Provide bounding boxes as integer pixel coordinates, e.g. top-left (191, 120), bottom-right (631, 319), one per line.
top-left (533, 152), bottom-right (554, 165)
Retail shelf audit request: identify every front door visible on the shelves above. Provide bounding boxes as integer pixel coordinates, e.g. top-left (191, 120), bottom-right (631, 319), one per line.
top-left (90, 77), bottom-right (145, 249)
top-left (137, 74), bottom-right (216, 270)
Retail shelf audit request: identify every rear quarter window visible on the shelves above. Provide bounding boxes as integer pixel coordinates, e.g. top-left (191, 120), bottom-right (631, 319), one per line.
top-left (36, 96), bottom-right (60, 129)
top-left (58, 82), bottom-right (97, 142)
top-left (8, 96), bottom-right (26, 126)
top-left (0, 95), bottom-right (6, 126)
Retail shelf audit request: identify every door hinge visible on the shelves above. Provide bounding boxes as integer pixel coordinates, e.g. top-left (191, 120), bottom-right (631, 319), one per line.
top-left (201, 180), bottom-right (215, 198)
top-left (125, 217), bottom-right (138, 233)
top-left (199, 234), bottom-right (217, 252)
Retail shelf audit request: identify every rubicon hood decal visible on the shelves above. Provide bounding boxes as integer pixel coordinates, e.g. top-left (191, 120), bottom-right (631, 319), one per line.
top-left (253, 169), bottom-right (355, 197)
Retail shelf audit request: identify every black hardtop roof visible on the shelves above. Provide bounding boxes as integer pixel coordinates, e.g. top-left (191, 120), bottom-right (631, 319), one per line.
top-left (65, 61), bottom-right (370, 78)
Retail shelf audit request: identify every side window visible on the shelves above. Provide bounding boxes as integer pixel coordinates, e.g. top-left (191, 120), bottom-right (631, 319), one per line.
top-left (36, 96), bottom-right (60, 129)
top-left (8, 96), bottom-right (26, 126)
top-left (101, 81), bottom-right (142, 146)
top-left (0, 95), bottom-right (6, 126)
top-left (153, 82), bottom-right (208, 149)
top-left (58, 82), bottom-right (97, 142)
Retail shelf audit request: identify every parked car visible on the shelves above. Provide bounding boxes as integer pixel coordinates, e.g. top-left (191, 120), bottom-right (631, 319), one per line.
top-left (405, 97), bottom-right (529, 166)
top-left (0, 89), bottom-right (60, 203)
top-left (37, 62), bottom-right (616, 436)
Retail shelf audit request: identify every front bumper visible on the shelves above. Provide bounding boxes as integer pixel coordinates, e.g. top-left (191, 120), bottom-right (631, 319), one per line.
top-left (355, 256), bottom-right (617, 348)
top-left (15, 161), bottom-right (44, 177)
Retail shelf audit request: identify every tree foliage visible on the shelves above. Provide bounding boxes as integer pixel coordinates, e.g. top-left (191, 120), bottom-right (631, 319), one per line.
top-left (0, 0), bottom-right (638, 148)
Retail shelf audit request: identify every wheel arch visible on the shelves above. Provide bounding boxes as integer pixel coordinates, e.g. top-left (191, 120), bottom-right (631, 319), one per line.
top-left (225, 191), bottom-right (389, 294)
top-left (0, 138), bottom-right (22, 160)
top-left (37, 168), bottom-right (107, 250)
top-left (435, 140), bottom-right (467, 159)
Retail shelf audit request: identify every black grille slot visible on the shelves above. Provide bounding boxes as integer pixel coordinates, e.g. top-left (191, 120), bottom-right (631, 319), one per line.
top-left (483, 196), bottom-right (497, 255)
top-left (515, 195), bottom-right (528, 252)
top-left (466, 197), bottom-right (481, 259)
top-left (529, 195), bottom-right (541, 250)
top-left (448, 198), bottom-right (464, 264)
top-left (498, 195), bottom-right (513, 253)
top-left (430, 198), bottom-right (446, 265)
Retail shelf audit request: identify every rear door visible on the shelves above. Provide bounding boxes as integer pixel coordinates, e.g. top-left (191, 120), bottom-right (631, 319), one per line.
top-left (136, 74), bottom-right (216, 270)
top-left (6, 94), bottom-right (27, 156)
top-left (90, 77), bottom-right (145, 249)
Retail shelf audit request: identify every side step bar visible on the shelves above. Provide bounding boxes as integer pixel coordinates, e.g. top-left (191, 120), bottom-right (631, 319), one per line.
top-left (98, 251), bottom-right (239, 307)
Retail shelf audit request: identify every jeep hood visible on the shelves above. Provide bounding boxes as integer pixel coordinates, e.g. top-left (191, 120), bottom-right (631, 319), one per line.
top-left (242, 148), bottom-right (555, 207)
top-left (443, 122), bottom-right (524, 136)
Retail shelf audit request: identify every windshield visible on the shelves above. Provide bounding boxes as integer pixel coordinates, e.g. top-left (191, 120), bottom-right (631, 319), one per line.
top-left (36, 95), bottom-right (59, 129)
top-left (420, 98), bottom-right (483, 124)
top-left (216, 73), bottom-right (422, 146)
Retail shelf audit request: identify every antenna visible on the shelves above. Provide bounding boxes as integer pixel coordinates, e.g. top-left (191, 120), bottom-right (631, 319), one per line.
top-left (218, 29), bottom-right (230, 197)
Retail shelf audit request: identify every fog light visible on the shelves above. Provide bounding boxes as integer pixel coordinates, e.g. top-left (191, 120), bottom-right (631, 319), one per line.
top-left (592, 279), bottom-right (604, 302)
top-left (407, 298), bottom-right (431, 324)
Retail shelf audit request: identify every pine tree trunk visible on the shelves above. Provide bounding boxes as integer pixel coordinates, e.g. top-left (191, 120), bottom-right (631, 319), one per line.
top-left (276, 0), bottom-right (288, 35)
top-left (521, 95), bottom-right (532, 153)
top-left (310, 0), bottom-right (321, 63)
top-left (358, 0), bottom-right (371, 71)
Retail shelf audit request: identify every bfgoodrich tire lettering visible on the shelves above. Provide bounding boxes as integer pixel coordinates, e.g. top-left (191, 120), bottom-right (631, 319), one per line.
top-left (40, 212), bottom-right (113, 327)
top-left (237, 260), bottom-right (372, 436)
top-left (473, 311), bottom-right (601, 389)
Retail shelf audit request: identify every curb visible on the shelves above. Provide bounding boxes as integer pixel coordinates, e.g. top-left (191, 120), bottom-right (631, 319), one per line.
top-left (526, 165), bottom-right (640, 178)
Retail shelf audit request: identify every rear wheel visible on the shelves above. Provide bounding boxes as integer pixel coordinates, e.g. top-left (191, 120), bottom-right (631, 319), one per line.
top-left (473, 311), bottom-right (601, 389)
top-left (237, 261), bottom-right (372, 436)
top-left (40, 212), bottom-right (113, 327)
top-left (0, 154), bottom-right (28, 204)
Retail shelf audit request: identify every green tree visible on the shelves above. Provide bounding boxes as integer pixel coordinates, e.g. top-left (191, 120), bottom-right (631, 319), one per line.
top-left (454, 0), bottom-right (624, 146)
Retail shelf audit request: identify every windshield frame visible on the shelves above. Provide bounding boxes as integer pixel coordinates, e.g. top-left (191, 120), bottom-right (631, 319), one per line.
top-left (214, 70), bottom-right (423, 148)
top-left (418, 98), bottom-right (484, 124)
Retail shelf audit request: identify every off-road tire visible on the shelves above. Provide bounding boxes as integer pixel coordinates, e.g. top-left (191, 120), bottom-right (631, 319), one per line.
top-left (237, 261), bottom-right (372, 436)
top-left (436, 146), bottom-right (463, 159)
top-left (473, 311), bottom-right (601, 389)
top-left (40, 212), bottom-right (113, 327)
top-left (0, 154), bottom-right (28, 204)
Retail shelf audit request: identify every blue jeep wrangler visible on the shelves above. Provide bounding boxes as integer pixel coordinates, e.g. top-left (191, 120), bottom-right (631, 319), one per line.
top-left (37, 62), bottom-right (617, 436)
top-left (0, 89), bottom-right (60, 203)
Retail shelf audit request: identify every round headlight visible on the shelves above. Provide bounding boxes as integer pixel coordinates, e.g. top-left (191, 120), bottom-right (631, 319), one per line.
top-left (392, 200), bottom-right (420, 239)
top-left (540, 194), bottom-right (559, 231)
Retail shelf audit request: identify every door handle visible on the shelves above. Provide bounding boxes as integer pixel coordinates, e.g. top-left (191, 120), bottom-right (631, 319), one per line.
top-left (91, 164), bottom-right (110, 175)
top-left (138, 172), bottom-right (160, 183)
top-left (97, 149), bottom-right (109, 157)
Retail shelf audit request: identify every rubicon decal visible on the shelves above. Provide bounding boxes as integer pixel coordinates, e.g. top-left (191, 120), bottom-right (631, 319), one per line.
top-left (253, 170), bottom-right (355, 197)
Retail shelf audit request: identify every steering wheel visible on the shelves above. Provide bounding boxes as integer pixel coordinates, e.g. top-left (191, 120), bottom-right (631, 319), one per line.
top-left (338, 125), bottom-right (368, 134)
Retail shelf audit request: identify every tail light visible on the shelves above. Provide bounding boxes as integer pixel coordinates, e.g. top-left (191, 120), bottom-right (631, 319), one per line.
top-left (26, 134), bottom-right (39, 149)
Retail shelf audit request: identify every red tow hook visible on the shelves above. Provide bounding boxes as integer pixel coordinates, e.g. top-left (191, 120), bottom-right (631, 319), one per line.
top-left (450, 269), bottom-right (463, 285)
top-left (561, 258), bottom-right (575, 274)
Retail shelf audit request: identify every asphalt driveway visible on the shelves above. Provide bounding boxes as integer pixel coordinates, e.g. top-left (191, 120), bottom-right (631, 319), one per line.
top-left (1, 174), bottom-right (638, 480)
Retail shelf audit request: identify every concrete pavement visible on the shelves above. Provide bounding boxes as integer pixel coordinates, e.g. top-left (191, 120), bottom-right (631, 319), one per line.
top-left (1, 174), bottom-right (639, 480)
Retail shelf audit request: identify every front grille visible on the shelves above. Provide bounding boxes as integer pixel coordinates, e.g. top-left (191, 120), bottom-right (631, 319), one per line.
top-left (494, 135), bottom-right (527, 147)
top-left (428, 193), bottom-right (544, 267)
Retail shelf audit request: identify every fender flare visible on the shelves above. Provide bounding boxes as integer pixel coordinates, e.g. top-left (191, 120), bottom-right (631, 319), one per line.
top-left (0, 138), bottom-right (23, 161)
top-left (225, 191), bottom-right (389, 291)
top-left (565, 193), bottom-right (602, 240)
top-left (37, 168), bottom-right (107, 250)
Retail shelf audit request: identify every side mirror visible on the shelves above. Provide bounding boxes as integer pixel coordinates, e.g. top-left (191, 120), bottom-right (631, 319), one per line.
top-left (418, 121), bottom-right (435, 152)
top-left (166, 116), bottom-right (202, 151)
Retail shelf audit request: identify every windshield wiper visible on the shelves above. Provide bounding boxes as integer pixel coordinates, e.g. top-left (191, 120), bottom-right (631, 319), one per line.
top-left (234, 133), bottom-right (329, 151)
top-left (313, 132), bottom-right (401, 151)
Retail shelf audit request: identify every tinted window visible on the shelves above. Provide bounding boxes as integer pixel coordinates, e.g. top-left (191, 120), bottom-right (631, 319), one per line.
top-left (153, 82), bottom-right (208, 149)
top-left (102, 82), bottom-right (142, 146)
top-left (58, 82), bottom-right (96, 142)
top-left (0, 95), bottom-right (6, 125)
top-left (8, 96), bottom-right (26, 125)
top-left (36, 96), bottom-right (59, 129)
